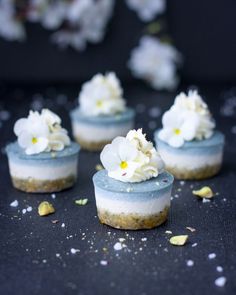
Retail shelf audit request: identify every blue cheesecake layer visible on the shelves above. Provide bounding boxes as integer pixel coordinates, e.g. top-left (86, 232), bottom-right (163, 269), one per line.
top-left (70, 107), bottom-right (135, 126)
top-left (6, 141), bottom-right (80, 165)
top-left (154, 130), bottom-right (225, 155)
top-left (93, 170), bottom-right (174, 201)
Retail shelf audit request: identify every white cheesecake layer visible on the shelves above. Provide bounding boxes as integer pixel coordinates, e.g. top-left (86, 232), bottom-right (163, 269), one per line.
top-left (159, 148), bottom-right (223, 170)
top-left (8, 160), bottom-right (77, 180)
top-left (95, 189), bottom-right (171, 215)
top-left (72, 121), bottom-right (134, 142)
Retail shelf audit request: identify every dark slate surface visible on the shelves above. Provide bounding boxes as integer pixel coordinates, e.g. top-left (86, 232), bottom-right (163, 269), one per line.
top-left (0, 83), bottom-right (236, 295)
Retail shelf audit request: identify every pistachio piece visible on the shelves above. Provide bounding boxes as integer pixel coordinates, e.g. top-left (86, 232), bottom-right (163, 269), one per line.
top-left (192, 186), bottom-right (214, 198)
top-left (169, 235), bottom-right (188, 246)
top-left (95, 164), bottom-right (104, 171)
top-left (75, 199), bottom-right (88, 206)
top-left (38, 201), bottom-right (55, 216)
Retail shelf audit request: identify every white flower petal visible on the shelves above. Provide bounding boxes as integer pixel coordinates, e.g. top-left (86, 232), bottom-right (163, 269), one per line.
top-left (168, 135), bottom-right (184, 148)
top-left (14, 118), bottom-right (28, 136)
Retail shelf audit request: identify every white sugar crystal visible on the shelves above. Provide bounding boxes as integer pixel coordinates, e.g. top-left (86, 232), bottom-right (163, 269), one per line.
top-left (56, 253), bottom-right (60, 257)
top-left (27, 206), bottom-right (32, 212)
top-left (208, 253), bottom-right (216, 259)
top-left (192, 243), bottom-right (198, 247)
top-left (141, 238), bottom-right (147, 242)
top-left (180, 181), bottom-right (185, 186)
top-left (215, 277), bottom-right (226, 287)
top-left (100, 260), bottom-right (108, 266)
top-left (10, 200), bottom-right (18, 207)
top-left (70, 248), bottom-right (80, 254)
top-left (51, 194), bottom-right (56, 199)
top-left (22, 209), bottom-right (27, 214)
top-left (113, 242), bottom-right (123, 251)
top-left (186, 260), bottom-right (194, 267)
top-left (203, 198), bottom-right (211, 203)
top-left (118, 238), bottom-right (125, 242)
top-left (216, 266), bottom-right (223, 272)
top-left (61, 223), bottom-right (65, 228)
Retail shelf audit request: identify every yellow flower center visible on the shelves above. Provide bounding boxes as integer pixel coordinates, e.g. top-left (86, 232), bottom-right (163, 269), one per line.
top-left (96, 100), bottom-right (103, 107)
top-left (120, 161), bottom-right (128, 169)
top-left (173, 128), bottom-right (181, 135)
top-left (32, 137), bottom-right (38, 144)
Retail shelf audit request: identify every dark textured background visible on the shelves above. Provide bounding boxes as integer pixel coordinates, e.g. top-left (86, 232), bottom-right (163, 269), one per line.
top-left (1, 1), bottom-right (236, 84)
top-left (0, 83), bottom-right (236, 295)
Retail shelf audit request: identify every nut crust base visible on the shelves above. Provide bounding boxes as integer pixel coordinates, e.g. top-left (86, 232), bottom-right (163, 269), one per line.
top-left (74, 136), bottom-right (111, 152)
top-left (165, 164), bottom-right (222, 180)
top-left (11, 175), bottom-right (76, 193)
top-left (97, 207), bottom-right (169, 230)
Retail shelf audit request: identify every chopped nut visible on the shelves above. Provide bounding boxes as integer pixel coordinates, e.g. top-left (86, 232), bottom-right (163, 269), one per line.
top-left (192, 186), bottom-right (214, 198)
top-left (38, 201), bottom-right (55, 216)
top-left (95, 164), bottom-right (104, 171)
top-left (186, 227), bottom-right (196, 232)
top-left (75, 199), bottom-right (88, 206)
top-left (169, 235), bottom-right (188, 246)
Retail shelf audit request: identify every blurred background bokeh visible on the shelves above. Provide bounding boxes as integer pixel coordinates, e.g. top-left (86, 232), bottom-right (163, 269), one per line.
top-left (1, 0), bottom-right (236, 85)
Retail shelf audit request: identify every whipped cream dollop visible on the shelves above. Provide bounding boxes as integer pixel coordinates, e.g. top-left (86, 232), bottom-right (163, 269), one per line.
top-left (14, 109), bottom-right (71, 155)
top-left (79, 72), bottom-right (126, 116)
top-left (158, 90), bottom-right (215, 148)
top-left (101, 129), bottom-right (164, 183)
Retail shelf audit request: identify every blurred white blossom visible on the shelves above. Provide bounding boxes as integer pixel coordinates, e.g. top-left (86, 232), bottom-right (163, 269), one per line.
top-left (126, 0), bottom-right (165, 22)
top-left (129, 36), bottom-right (181, 90)
top-left (0, 0), bottom-right (25, 41)
top-left (0, 0), bottom-right (114, 50)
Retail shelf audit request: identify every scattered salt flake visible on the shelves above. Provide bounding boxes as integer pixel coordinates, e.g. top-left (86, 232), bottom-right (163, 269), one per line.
top-left (61, 223), bottom-right (65, 228)
top-left (51, 194), bottom-right (56, 199)
top-left (51, 220), bottom-right (59, 224)
top-left (186, 260), bottom-right (194, 267)
top-left (208, 253), bottom-right (216, 259)
top-left (141, 238), bottom-right (147, 242)
top-left (100, 260), bottom-right (108, 266)
top-left (42, 259), bottom-right (47, 263)
top-left (215, 277), bottom-right (227, 287)
top-left (70, 248), bottom-right (80, 254)
top-left (203, 198), bottom-right (211, 203)
top-left (113, 242), bottom-right (123, 251)
top-left (27, 206), bottom-right (32, 212)
top-left (75, 199), bottom-right (88, 206)
top-left (216, 266), bottom-right (223, 272)
top-left (174, 194), bottom-right (179, 198)
top-left (56, 253), bottom-right (60, 257)
top-left (95, 164), bottom-right (104, 171)
top-left (193, 186), bottom-right (214, 198)
top-left (169, 235), bottom-right (188, 246)
top-left (10, 200), bottom-right (18, 207)
top-left (180, 181), bottom-right (185, 186)
top-left (192, 243), bottom-right (198, 247)
top-left (186, 227), bottom-right (196, 232)
top-left (118, 238), bottom-right (125, 242)
top-left (165, 230), bottom-right (172, 234)
top-left (22, 209), bottom-right (27, 214)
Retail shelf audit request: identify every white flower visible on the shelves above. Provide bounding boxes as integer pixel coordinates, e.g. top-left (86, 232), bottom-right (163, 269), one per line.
top-left (14, 109), bottom-right (70, 155)
top-left (79, 72), bottom-right (126, 116)
top-left (129, 36), bottom-right (181, 90)
top-left (51, 0), bottom-right (114, 50)
top-left (0, 0), bottom-right (25, 41)
top-left (14, 111), bottom-right (49, 155)
top-left (158, 91), bottom-right (215, 147)
top-left (101, 129), bottom-right (164, 183)
top-left (126, 0), bottom-right (165, 22)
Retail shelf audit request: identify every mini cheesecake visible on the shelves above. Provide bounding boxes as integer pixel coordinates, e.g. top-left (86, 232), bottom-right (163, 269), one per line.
top-left (155, 130), bottom-right (225, 180)
top-left (6, 142), bottom-right (80, 193)
top-left (93, 169), bottom-right (174, 230)
top-left (70, 108), bottom-right (135, 151)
